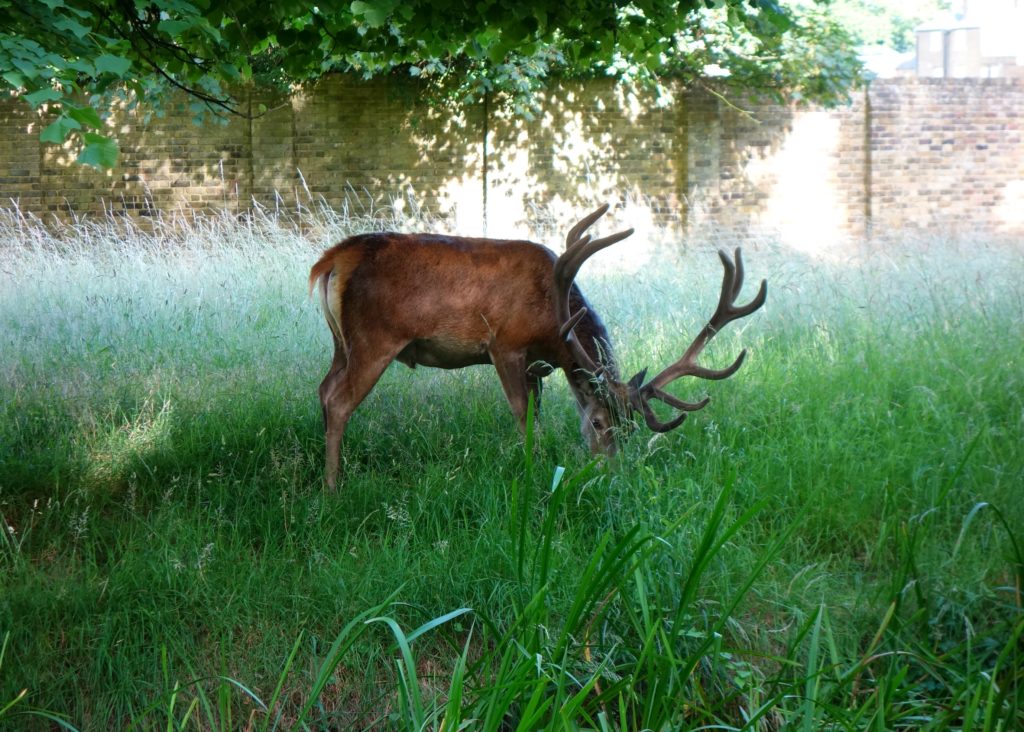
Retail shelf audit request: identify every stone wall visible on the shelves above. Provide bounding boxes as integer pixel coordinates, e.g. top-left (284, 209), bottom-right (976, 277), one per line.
top-left (1, 76), bottom-right (1022, 243)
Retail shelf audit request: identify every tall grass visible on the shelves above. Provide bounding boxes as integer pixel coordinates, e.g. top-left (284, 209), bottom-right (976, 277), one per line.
top-left (0, 201), bottom-right (1021, 729)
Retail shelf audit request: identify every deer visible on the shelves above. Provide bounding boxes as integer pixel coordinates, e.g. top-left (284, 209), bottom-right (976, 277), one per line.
top-left (308, 204), bottom-right (767, 488)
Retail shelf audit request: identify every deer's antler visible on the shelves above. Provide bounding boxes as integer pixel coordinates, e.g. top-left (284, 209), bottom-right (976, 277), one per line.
top-left (552, 204), bottom-right (633, 377)
top-left (627, 248), bottom-right (767, 431)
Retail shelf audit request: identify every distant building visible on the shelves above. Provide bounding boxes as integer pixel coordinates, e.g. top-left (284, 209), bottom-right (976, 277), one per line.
top-left (915, 0), bottom-right (1024, 78)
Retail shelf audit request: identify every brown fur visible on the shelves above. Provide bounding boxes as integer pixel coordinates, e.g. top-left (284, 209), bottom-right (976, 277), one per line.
top-left (309, 232), bottom-right (616, 487)
top-left (310, 233), bottom-right (606, 370)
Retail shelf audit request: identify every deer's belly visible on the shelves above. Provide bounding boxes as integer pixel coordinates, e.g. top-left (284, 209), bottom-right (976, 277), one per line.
top-left (397, 337), bottom-right (492, 369)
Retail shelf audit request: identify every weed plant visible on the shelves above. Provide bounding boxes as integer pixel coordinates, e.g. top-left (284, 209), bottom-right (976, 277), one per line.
top-left (0, 200), bottom-right (1021, 729)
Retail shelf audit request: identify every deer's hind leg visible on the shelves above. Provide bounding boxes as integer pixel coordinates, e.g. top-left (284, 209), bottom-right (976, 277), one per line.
top-left (319, 342), bottom-right (348, 431)
top-left (320, 335), bottom-right (406, 489)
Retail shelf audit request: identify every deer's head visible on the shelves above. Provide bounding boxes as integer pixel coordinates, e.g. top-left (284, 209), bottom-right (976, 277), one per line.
top-left (553, 205), bottom-right (768, 452)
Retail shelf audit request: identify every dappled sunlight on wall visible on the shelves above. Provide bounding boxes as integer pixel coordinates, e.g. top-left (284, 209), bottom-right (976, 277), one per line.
top-left (436, 171), bottom-right (486, 234)
top-left (402, 96), bottom-right (485, 228)
top-left (486, 139), bottom-right (532, 237)
top-left (997, 180), bottom-right (1024, 231)
top-left (545, 109), bottom-right (615, 190)
top-left (481, 78), bottom-right (683, 248)
top-left (1, 77), bottom-right (1021, 245)
top-left (749, 110), bottom-right (851, 258)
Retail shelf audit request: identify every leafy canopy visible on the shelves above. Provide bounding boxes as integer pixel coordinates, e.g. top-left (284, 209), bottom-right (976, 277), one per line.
top-left (1, 0), bottom-right (861, 167)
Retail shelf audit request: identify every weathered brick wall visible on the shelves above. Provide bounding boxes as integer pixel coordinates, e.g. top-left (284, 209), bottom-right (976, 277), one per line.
top-left (284, 78), bottom-right (486, 219)
top-left (1, 76), bottom-right (1021, 241)
top-left (0, 99), bottom-right (41, 213)
top-left (30, 94), bottom-right (250, 218)
top-left (868, 78), bottom-right (1024, 236)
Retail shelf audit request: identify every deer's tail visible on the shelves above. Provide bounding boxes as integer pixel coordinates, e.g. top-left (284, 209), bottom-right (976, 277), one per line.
top-left (309, 245), bottom-right (362, 355)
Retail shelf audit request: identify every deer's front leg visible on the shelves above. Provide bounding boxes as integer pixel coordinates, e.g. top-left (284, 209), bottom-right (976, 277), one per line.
top-left (489, 348), bottom-right (531, 433)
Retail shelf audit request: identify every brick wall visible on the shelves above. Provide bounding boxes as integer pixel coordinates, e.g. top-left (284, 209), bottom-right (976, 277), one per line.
top-left (0, 97), bottom-right (42, 213)
top-left (1, 76), bottom-right (1022, 241)
top-left (868, 79), bottom-right (1024, 235)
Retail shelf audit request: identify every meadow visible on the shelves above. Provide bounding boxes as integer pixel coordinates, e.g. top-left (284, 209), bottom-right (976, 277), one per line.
top-left (0, 200), bottom-right (1021, 730)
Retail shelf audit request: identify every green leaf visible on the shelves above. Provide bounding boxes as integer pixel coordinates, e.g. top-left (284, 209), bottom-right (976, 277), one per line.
top-left (67, 59), bottom-right (96, 75)
top-left (77, 132), bottom-right (119, 168)
top-left (351, 0), bottom-right (398, 28)
top-left (758, 0), bottom-right (793, 32)
top-left (216, 62), bottom-right (242, 80)
top-left (95, 54), bottom-right (131, 76)
top-left (67, 105), bottom-right (102, 129)
top-left (200, 23), bottom-right (222, 43)
top-left (39, 123), bottom-right (65, 145)
top-left (53, 17), bottom-right (91, 38)
top-left (39, 116), bottom-right (80, 144)
top-left (24, 88), bottom-right (63, 107)
top-left (62, 3), bottom-right (92, 18)
top-left (2, 71), bottom-right (26, 89)
top-left (486, 42), bottom-right (504, 65)
top-left (157, 19), bottom-right (194, 36)
top-left (157, 0), bottom-right (203, 13)
top-left (11, 58), bottom-right (42, 81)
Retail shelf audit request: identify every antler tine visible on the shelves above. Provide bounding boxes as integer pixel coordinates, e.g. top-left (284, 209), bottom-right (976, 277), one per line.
top-left (565, 204), bottom-right (609, 247)
top-left (638, 397), bottom-right (689, 432)
top-left (646, 386), bottom-right (712, 412)
top-left (555, 229), bottom-right (634, 288)
top-left (728, 247), bottom-right (744, 300)
top-left (565, 330), bottom-right (603, 376)
top-left (558, 306), bottom-right (588, 339)
top-left (558, 204), bottom-right (633, 286)
top-left (718, 248), bottom-right (766, 321)
top-left (627, 374), bottom-right (710, 432)
top-left (626, 248), bottom-right (767, 428)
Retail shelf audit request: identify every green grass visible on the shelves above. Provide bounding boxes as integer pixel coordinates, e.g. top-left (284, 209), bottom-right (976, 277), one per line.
top-left (0, 202), bottom-right (1021, 730)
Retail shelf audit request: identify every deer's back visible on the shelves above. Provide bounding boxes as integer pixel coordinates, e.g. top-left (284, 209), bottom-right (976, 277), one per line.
top-left (310, 233), bottom-right (569, 366)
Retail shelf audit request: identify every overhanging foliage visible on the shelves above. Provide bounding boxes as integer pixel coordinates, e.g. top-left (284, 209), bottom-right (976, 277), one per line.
top-left (1, 0), bottom-right (861, 167)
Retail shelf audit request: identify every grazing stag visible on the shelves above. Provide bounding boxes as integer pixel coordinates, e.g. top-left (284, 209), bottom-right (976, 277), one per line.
top-left (309, 205), bottom-right (766, 487)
